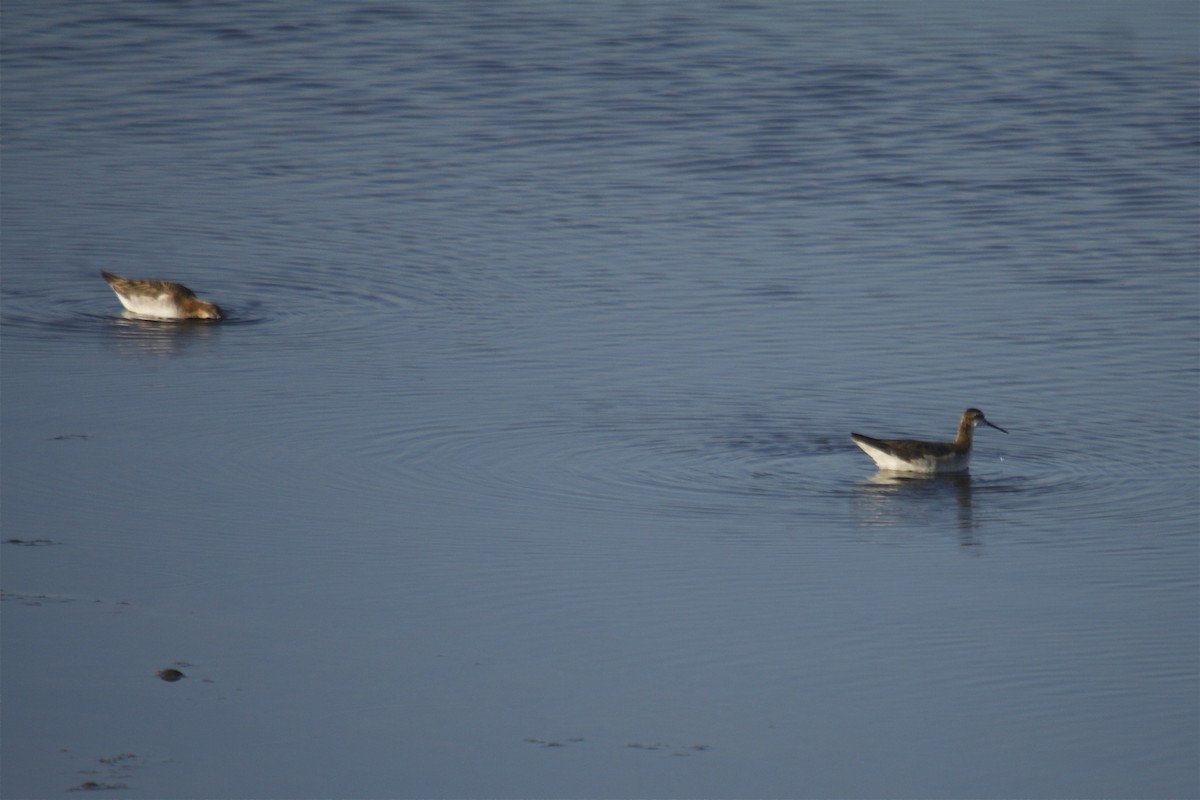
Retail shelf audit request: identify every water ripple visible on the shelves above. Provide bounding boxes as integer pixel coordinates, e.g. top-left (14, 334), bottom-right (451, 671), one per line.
top-left (292, 391), bottom-right (1187, 536)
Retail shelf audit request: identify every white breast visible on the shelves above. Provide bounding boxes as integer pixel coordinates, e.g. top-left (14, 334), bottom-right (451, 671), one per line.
top-left (115, 292), bottom-right (185, 320)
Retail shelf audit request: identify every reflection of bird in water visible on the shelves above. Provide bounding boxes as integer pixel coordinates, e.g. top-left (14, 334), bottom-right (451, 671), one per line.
top-left (101, 271), bottom-right (222, 321)
top-left (852, 408), bottom-right (1007, 474)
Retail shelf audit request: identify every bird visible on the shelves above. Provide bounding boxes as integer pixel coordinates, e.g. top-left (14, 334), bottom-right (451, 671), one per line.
top-left (100, 271), bottom-right (222, 321)
top-left (851, 408), bottom-right (1007, 474)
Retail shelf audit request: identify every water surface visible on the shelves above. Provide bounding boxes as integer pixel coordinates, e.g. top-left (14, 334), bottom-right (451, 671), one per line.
top-left (3, 2), bottom-right (1198, 798)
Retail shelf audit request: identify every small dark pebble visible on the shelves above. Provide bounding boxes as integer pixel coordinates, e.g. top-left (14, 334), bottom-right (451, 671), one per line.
top-left (157, 668), bottom-right (185, 682)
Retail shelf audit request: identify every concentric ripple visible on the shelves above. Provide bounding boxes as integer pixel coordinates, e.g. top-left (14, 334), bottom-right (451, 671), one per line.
top-left (320, 404), bottom-right (875, 526)
top-left (307, 394), bottom-right (1190, 535)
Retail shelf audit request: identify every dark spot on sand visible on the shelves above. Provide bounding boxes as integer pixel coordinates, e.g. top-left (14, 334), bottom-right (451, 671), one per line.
top-left (96, 753), bottom-right (136, 766)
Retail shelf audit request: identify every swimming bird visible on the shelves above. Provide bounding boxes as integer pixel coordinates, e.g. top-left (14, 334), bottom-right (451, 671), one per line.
top-left (101, 271), bottom-right (222, 320)
top-left (851, 408), bottom-right (1007, 474)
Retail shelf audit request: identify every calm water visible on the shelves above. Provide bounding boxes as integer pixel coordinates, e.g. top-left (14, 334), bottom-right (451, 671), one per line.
top-left (3, 2), bottom-right (1198, 798)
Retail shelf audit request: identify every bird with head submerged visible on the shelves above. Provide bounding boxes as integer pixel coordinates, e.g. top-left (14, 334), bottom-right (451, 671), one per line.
top-left (101, 271), bottom-right (222, 321)
top-left (851, 408), bottom-right (1007, 474)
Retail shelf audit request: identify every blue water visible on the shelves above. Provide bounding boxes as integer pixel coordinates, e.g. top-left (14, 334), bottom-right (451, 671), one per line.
top-left (3, 2), bottom-right (1198, 798)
